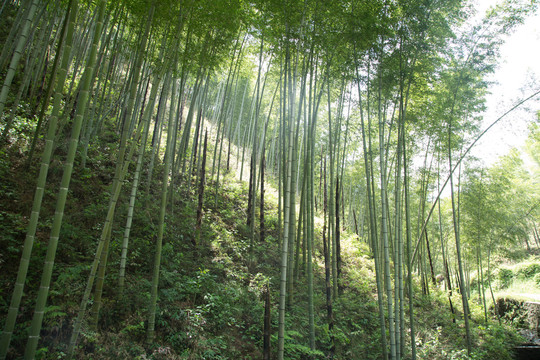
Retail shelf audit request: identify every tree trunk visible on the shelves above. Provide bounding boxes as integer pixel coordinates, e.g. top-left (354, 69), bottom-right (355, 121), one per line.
top-left (323, 158), bottom-right (335, 357)
top-left (356, 61), bottom-right (388, 360)
top-left (25, 2), bottom-right (106, 358)
top-left (0, 0), bottom-right (39, 143)
top-left (147, 55), bottom-right (178, 345)
top-left (0, 1), bottom-right (78, 357)
top-left (195, 130), bottom-right (208, 244)
top-left (263, 284), bottom-right (271, 360)
top-left (426, 229), bottom-right (436, 286)
top-left (260, 149), bottom-right (266, 242)
top-left (247, 153), bottom-right (255, 227)
top-left (68, 3), bottom-right (157, 353)
top-left (336, 176), bottom-right (342, 296)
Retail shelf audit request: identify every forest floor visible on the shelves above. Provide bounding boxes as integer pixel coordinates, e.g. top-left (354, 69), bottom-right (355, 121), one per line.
top-left (0, 114), bottom-right (533, 359)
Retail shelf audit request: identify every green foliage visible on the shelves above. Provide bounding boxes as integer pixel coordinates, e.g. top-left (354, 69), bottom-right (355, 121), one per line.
top-left (496, 259), bottom-right (540, 290)
top-left (332, 280), bottom-right (381, 358)
top-left (414, 289), bottom-right (524, 360)
top-left (121, 321), bottom-right (146, 339)
top-left (1, 102), bottom-right (36, 147)
top-left (473, 323), bottom-right (522, 360)
top-left (0, 148), bottom-right (28, 266)
top-left (516, 262), bottom-right (540, 279)
top-left (156, 263), bottom-right (264, 358)
top-left (533, 272), bottom-right (540, 287)
top-left (1, 0), bottom-right (537, 358)
top-left (43, 305), bottom-right (67, 327)
top-left (497, 297), bottom-right (529, 327)
top-left (0, 210), bottom-right (26, 259)
top-left (274, 330), bottom-right (325, 360)
top-left (498, 268), bottom-right (514, 288)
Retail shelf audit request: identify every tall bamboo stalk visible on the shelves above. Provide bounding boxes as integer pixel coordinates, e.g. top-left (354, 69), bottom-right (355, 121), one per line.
top-left (24, 1), bottom-right (106, 358)
top-left (0, 2), bottom-right (78, 358)
top-left (0, 0), bottom-right (38, 142)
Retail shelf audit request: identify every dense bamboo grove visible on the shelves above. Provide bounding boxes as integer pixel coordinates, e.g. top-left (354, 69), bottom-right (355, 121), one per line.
top-left (0, 0), bottom-right (539, 359)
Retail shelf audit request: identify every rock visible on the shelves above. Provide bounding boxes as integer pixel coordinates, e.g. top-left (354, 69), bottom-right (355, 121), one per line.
top-left (524, 301), bottom-right (540, 336)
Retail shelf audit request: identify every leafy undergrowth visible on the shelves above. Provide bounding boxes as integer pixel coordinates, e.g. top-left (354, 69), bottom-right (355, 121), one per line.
top-left (0, 114), bottom-right (526, 359)
top-left (493, 256), bottom-right (540, 300)
top-left (414, 289), bottom-right (522, 360)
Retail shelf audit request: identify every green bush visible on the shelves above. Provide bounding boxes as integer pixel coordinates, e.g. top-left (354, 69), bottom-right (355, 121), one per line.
top-left (497, 268), bottom-right (513, 288)
top-left (276, 331), bottom-right (325, 360)
top-left (474, 324), bottom-right (522, 360)
top-left (534, 273), bottom-right (540, 286)
top-left (516, 262), bottom-right (540, 279)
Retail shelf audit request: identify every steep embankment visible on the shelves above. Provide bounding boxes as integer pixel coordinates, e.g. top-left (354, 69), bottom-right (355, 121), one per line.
top-left (0, 121), bottom-right (526, 359)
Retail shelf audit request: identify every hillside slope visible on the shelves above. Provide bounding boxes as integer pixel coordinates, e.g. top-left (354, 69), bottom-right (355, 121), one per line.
top-left (0, 121), bottom-right (525, 359)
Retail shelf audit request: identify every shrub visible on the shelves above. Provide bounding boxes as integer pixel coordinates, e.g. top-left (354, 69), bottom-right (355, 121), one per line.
top-left (516, 262), bottom-right (540, 280)
top-left (497, 268), bottom-right (513, 288)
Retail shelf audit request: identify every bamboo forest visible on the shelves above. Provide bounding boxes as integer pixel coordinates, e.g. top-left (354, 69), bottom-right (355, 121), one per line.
top-left (1, 0), bottom-right (540, 359)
